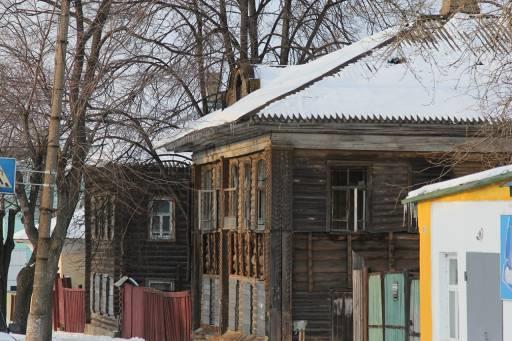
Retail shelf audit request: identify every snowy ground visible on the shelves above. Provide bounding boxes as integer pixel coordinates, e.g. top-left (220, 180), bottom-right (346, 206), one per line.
top-left (8, 332), bottom-right (143, 341)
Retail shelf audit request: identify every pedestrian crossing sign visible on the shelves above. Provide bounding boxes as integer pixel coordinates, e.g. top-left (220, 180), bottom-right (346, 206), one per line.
top-left (0, 157), bottom-right (16, 194)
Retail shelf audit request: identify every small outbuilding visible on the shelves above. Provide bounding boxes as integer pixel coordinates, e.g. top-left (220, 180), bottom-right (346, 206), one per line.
top-left (403, 165), bottom-right (512, 341)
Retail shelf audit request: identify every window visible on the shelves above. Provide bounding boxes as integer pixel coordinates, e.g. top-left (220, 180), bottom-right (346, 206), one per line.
top-left (199, 169), bottom-right (217, 231)
top-left (224, 165), bottom-right (238, 229)
top-left (256, 160), bottom-right (266, 230)
top-left (149, 199), bottom-right (175, 240)
top-left (147, 279), bottom-right (175, 292)
top-left (441, 254), bottom-right (459, 340)
top-left (329, 167), bottom-right (367, 232)
top-left (243, 163), bottom-right (252, 229)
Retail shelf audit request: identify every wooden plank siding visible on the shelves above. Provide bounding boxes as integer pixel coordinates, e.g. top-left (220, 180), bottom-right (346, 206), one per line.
top-left (84, 165), bottom-right (191, 334)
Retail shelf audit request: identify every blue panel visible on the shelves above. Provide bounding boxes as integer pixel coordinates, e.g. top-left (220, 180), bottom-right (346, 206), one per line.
top-left (0, 157), bottom-right (16, 194)
top-left (501, 215), bottom-right (512, 300)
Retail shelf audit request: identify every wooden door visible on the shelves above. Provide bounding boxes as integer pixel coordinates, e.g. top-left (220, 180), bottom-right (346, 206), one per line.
top-left (368, 273), bottom-right (383, 341)
top-left (383, 273), bottom-right (406, 341)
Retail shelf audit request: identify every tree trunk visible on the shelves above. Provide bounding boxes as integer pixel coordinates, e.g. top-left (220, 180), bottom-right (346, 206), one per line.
top-left (25, 0), bottom-right (70, 339)
top-left (248, 0), bottom-right (258, 63)
top-left (280, 0), bottom-right (292, 65)
top-left (239, 0), bottom-right (249, 62)
top-left (9, 255), bottom-right (35, 334)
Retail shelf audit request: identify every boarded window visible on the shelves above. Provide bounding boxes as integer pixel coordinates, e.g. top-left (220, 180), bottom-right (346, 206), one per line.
top-left (330, 167), bottom-right (367, 232)
top-left (148, 279), bottom-right (175, 292)
top-left (149, 199), bottom-right (175, 240)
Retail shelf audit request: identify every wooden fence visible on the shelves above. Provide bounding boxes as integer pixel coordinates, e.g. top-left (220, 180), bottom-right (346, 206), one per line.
top-left (122, 284), bottom-right (192, 341)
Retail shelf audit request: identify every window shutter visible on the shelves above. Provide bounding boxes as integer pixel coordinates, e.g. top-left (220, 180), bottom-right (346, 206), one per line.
top-left (108, 277), bottom-right (114, 316)
top-left (94, 273), bottom-right (100, 313)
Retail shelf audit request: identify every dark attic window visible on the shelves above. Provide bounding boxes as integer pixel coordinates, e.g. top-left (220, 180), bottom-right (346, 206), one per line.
top-left (388, 56), bottom-right (407, 64)
top-left (235, 74), bottom-right (242, 101)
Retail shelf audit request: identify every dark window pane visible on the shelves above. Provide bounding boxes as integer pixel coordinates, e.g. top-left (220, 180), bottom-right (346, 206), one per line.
top-left (162, 216), bottom-right (171, 234)
top-left (348, 168), bottom-right (366, 186)
top-left (153, 200), bottom-right (170, 214)
top-left (332, 169), bottom-right (348, 186)
top-left (332, 189), bottom-right (348, 221)
top-left (152, 216), bottom-right (160, 235)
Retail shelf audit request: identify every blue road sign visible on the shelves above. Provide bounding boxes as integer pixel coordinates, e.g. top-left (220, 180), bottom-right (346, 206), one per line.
top-left (0, 157), bottom-right (16, 194)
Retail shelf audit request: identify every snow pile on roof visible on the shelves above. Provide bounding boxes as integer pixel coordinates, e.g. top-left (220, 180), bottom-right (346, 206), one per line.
top-left (14, 207), bottom-right (85, 241)
top-left (405, 164), bottom-right (512, 202)
top-left (158, 26), bottom-right (400, 145)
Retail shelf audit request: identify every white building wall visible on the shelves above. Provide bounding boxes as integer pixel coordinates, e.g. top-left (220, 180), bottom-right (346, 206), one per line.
top-left (430, 201), bottom-right (512, 341)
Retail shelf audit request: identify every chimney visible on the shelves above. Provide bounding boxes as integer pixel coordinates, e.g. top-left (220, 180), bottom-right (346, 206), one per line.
top-left (440, 0), bottom-right (480, 16)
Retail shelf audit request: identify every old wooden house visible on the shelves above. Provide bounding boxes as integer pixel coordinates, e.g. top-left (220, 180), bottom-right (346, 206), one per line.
top-left (83, 156), bottom-right (191, 336)
top-left (160, 3), bottom-right (508, 340)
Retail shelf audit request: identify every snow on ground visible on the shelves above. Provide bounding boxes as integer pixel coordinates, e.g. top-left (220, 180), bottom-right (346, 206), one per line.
top-left (10, 332), bottom-right (143, 341)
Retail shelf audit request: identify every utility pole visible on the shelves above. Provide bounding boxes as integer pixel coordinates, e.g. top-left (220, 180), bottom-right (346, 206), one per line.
top-left (25, 0), bottom-right (70, 340)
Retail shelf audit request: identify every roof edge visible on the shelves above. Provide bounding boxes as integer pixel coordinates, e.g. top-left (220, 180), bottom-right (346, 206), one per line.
top-left (402, 172), bottom-right (512, 204)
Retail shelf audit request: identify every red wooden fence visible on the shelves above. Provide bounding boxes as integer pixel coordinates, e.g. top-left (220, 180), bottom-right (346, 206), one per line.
top-left (122, 285), bottom-right (192, 341)
top-left (52, 276), bottom-right (85, 333)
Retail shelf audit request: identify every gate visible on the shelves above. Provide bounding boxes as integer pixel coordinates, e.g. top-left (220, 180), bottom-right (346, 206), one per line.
top-left (331, 291), bottom-right (353, 341)
top-left (367, 272), bottom-right (419, 341)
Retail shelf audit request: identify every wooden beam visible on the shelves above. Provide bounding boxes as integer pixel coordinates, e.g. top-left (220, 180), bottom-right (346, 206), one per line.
top-left (348, 235), bottom-right (352, 289)
top-left (270, 132), bottom-right (508, 153)
top-left (308, 232), bottom-right (313, 292)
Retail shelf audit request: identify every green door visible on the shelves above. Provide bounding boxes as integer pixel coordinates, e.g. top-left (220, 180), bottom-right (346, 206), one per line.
top-left (409, 279), bottom-right (420, 341)
top-left (368, 273), bottom-right (383, 341)
top-left (384, 273), bottom-right (406, 341)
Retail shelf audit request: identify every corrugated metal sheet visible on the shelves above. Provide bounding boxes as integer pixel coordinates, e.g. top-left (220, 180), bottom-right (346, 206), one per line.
top-left (384, 273), bottom-right (406, 341)
top-left (52, 276), bottom-right (85, 333)
top-left (63, 289), bottom-right (86, 332)
top-left (368, 273), bottom-right (383, 341)
top-left (121, 284), bottom-right (192, 341)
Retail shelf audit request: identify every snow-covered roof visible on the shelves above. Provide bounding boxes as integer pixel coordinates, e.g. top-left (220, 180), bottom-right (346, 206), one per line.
top-left (14, 207), bottom-right (85, 241)
top-left (404, 165), bottom-right (512, 203)
top-left (159, 13), bottom-right (510, 150)
top-left (158, 26), bottom-right (400, 146)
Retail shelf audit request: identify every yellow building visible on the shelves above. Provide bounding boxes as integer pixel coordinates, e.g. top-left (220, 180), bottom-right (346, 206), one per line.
top-left (404, 165), bottom-right (512, 341)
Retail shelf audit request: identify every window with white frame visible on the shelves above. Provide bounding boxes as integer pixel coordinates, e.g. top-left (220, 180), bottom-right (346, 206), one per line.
top-left (329, 167), bottom-right (367, 232)
top-left (441, 253), bottom-right (459, 340)
top-left (149, 199), bottom-right (175, 240)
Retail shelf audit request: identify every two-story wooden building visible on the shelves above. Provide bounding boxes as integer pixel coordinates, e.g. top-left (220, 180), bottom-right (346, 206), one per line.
top-left (83, 155), bottom-right (191, 336)
top-left (160, 4), bottom-right (509, 340)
